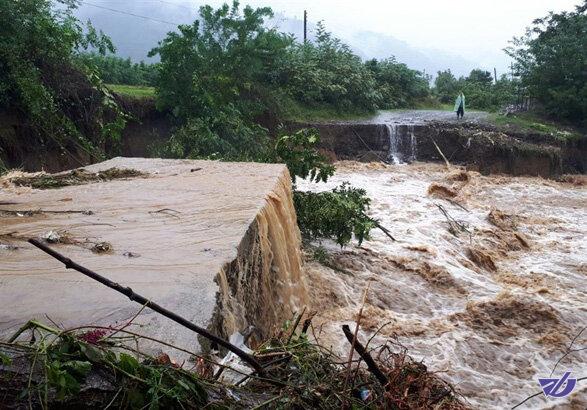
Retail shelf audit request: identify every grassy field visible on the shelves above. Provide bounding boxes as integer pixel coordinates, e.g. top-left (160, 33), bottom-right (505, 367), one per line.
top-left (487, 112), bottom-right (582, 140)
top-left (106, 84), bottom-right (156, 99)
top-left (282, 100), bottom-right (373, 122)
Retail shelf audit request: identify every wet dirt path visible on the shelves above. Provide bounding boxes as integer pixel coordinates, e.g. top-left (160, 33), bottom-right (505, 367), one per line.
top-left (298, 162), bottom-right (586, 409)
top-left (335, 109), bottom-right (489, 125)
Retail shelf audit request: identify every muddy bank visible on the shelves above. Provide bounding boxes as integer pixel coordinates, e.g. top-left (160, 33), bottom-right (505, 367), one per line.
top-left (293, 121), bottom-right (586, 177)
top-left (298, 161), bottom-right (587, 409)
top-left (0, 95), bottom-right (172, 172)
top-left (116, 95), bottom-right (172, 158)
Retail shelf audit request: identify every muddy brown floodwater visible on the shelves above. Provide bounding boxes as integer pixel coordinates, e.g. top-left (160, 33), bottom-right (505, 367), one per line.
top-left (298, 161), bottom-right (587, 409)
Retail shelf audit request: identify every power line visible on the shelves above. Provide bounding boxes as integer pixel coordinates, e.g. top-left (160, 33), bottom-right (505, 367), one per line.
top-left (79, 1), bottom-right (180, 26)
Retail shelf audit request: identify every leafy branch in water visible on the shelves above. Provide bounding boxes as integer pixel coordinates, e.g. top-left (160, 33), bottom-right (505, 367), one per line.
top-left (294, 183), bottom-right (376, 247)
top-left (274, 128), bottom-right (375, 247)
top-left (275, 128), bottom-right (335, 183)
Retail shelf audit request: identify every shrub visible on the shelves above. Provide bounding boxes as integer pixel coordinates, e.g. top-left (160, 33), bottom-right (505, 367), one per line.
top-left (294, 183), bottom-right (375, 246)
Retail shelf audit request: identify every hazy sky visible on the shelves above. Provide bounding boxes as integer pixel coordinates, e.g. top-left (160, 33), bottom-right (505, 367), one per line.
top-left (197, 0), bottom-right (579, 67)
top-left (78, 0), bottom-right (581, 73)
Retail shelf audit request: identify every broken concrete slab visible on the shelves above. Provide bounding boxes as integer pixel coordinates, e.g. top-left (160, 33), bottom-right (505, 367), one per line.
top-left (0, 157), bottom-right (307, 355)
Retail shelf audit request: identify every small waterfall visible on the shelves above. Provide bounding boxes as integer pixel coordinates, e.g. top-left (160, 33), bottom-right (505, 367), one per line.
top-left (386, 124), bottom-right (402, 164)
top-left (408, 124), bottom-right (417, 162)
top-left (386, 124), bottom-right (418, 164)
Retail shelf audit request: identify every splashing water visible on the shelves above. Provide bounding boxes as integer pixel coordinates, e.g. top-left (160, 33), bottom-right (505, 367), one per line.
top-left (386, 124), bottom-right (417, 164)
top-left (299, 161), bottom-right (587, 409)
top-left (408, 125), bottom-right (417, 162)
top-left (386, 124), bottom-right (402, 164)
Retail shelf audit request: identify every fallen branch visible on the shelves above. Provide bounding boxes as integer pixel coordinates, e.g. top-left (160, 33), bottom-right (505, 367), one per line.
top-left (342, 324), bottom-right (388, 386)
top-left (0, 209), bottom-right (93, 217)
top-left (342, 282), bottom-right (372, 402)
top-left (431, 138), bottom-right (451, 169)
top-left (370, 218), bottom-right (397, 242)
top-left (27, 238), bottom-right (265, 377)
top-left (435, 203), bottom-right (471, 239)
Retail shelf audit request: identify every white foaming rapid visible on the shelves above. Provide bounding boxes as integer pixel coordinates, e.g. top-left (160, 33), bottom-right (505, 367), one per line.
top-left (386, 124), bottom-right (402, 164)
top-left (298, 161), bottom-right (587, 409)
top-left (385, 124), bottom-right (417, 164)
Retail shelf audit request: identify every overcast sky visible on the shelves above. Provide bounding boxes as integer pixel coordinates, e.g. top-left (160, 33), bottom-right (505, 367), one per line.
top-left (196, 0), bottom-right (579, 68)
top-left (78, 0), bottom-right (581, 73)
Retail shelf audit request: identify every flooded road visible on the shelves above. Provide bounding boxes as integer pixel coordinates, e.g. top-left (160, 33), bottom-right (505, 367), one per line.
top-left (336, 109), bottom-right (489, 125)
top-left (298, 161), bottom-right (586, 409)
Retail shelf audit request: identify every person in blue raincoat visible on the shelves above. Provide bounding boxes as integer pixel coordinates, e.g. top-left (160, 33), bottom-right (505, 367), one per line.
top-left (454, 92), bottom-right (465, 119)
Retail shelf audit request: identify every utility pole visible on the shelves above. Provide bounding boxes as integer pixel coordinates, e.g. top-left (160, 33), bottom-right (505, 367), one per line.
top-left (494, 67), bottom-right (498, 83)
top-left (303, 10), bottom-right (307, 43)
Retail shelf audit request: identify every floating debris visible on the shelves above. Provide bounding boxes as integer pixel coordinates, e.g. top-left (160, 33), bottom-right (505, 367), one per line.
top-left (428, 183), bottom-right (458, 198)
top-left (3, 168), bottom-right (146, 190)
top-left (41, 230), bottom-right (62, 244)
top-left (0, 243), bottom-right (18, 251)
top-left (91, 241), bottom-right (113, 254)
top-left (123, 251), bottom-right (141, 258)
top-left (40, 230), bottom-right (76, 244)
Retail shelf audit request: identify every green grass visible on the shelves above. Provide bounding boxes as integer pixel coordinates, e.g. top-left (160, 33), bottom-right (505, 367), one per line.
top-left (487, 112), bottom-right (582, 140)
top-left (282, 100), bottom-right (373, 122)
top-left (106, 84), bottom-right (155, 99)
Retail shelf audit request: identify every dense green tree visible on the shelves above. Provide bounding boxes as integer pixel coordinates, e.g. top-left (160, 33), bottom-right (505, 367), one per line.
top-left (278, 22), bottom-right (380, 113)
top-left (434, 68), bottom-right (516, 111)
top-left (0, 0), bottom-right (125, 157)
top-left (506, 1), bottom-right (587, 123)
top-left (365, 58), bottom-right (429, 108)
top-left (150, 1), bottom-right (292, 123)
top-left (149, 1), bottom-right (293, 159)
top-left (434, 69), bottom-right (459, 103)
top-left (467, 69), bottom-right (494, 86)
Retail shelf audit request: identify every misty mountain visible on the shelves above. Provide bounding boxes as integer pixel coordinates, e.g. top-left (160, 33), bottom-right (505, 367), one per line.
top-left (74, 1), bottom-right (476, 77)
top-left (344, 31), bottom-right (476, 77)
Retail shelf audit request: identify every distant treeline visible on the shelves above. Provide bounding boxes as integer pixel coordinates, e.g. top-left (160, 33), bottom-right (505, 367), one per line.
top-left (75, 53), bottom-right (158, 86)
top-left (434, 69), bottom-right (516, 111)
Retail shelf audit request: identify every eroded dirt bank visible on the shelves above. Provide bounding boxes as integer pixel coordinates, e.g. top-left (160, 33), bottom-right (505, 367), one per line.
top-left (293, 120), bottom-right (586, 177)
top-left (298, 161), bottom-right (587, 409)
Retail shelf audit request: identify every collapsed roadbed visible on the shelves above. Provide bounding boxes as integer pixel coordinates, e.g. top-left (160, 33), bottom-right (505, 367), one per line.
top-left (0, 157), bottom-right (306, 354)
top-left (293, 120), bottom-right (586, 177)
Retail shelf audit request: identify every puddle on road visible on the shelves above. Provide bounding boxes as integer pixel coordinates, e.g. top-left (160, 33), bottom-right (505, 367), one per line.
top-left (298, 161), bottom-right (587, 409)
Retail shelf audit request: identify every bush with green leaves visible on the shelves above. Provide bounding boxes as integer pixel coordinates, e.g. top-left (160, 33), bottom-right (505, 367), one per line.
top-left (365, 58), bottom-right (430, 109)
top-left (434, 68), bottom-right (517, 111)
top-left (149, 1), bottom-right (292, 123)
top-left (294, 183), bottom-right (376, 247)
top-left (153, 106), bottom-right (271, 161)
top-left (272, 128), bottom-right (373, 247)
top-left (274, 128), bottom-right (335, 183)
top-left (277, 22), bottom-right (380, 113)
top-left (0, 0), bottom-right (127, 160)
